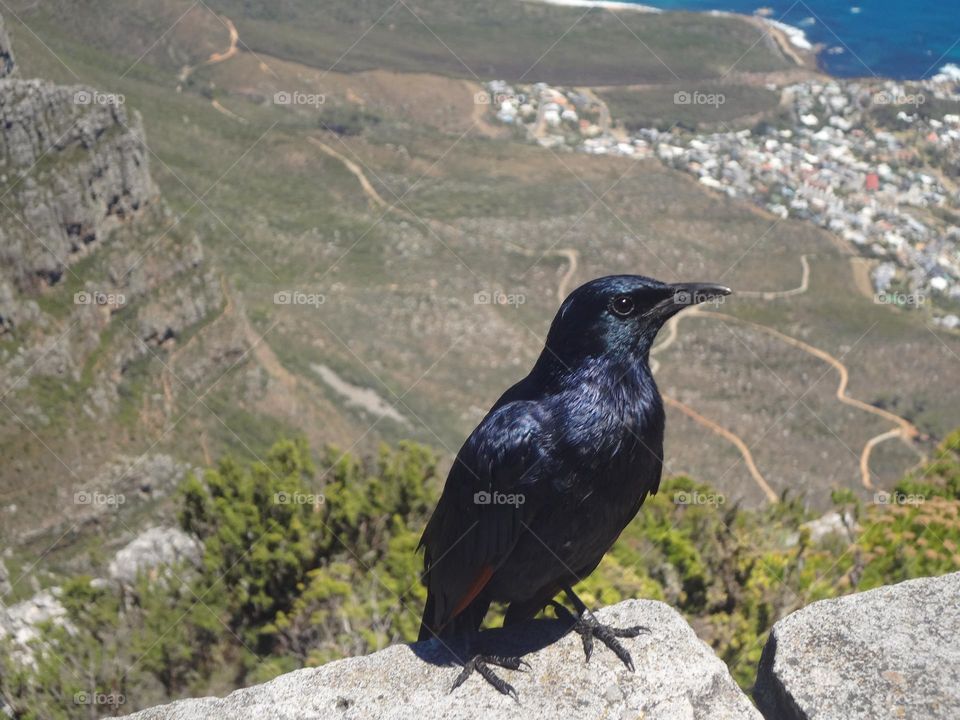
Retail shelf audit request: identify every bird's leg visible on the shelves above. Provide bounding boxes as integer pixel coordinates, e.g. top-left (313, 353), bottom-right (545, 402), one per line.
top-left (450, 641), bottom-right (529, 701)
top-left (551, 587), bottom-right (649, 671)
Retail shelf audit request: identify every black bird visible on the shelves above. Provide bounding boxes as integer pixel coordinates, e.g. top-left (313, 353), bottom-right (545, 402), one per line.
top-left (418, 274), bottom-right (731, 697)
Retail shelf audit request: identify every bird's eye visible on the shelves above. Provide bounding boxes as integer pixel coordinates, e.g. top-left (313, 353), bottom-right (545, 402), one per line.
top-left (610, 295), bottom-right (635, 317)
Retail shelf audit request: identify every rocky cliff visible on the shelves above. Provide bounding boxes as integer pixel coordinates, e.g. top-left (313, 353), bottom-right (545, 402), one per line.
top-left (0, 12), bottom-right (218, 541)
top-left (0, 79), bottom-right (158, 297)
top-left (122, 572), bottom-right (960, 720)
top-left (0, 12), bottom-right (215, 366)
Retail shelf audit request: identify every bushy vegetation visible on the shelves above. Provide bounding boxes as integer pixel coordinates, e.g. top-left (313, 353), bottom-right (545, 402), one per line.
top-left (3, 431), bottom-right (960, 717)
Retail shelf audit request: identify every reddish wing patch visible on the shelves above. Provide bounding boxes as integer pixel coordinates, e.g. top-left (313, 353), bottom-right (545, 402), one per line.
top-left (450, 564), bottom-right (494, 620)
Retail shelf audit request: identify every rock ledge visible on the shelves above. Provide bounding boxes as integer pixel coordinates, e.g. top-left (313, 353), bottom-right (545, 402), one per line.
top-left (755, 571), bottom-right (960, 720)
top-left (124, 599), bottom-right (759, 720)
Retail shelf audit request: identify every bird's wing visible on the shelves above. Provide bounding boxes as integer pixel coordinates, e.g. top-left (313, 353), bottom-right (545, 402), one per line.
top-left (418, 402), bottom-right (546, 638)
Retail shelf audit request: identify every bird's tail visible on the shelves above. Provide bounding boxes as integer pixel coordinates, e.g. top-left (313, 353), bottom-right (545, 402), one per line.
top-left (417, 592), bottom-right (437, 642)
top-left (418, 589), bottom-right (490, 643)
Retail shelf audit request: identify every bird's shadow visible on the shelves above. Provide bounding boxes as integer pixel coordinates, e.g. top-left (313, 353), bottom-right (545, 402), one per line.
top-left (409, 617), bottom-right (572, 667)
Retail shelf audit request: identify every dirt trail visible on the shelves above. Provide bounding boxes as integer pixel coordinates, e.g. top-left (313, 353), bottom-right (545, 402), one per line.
top-left (741, 15), bottom-right (810, 69)
top-left (308, 137), bottom-right (394, 212)
top-left (650, 307), bottom-right (777, 503)
top-left (698, 310), bottom-right (920, 489)
top-left (506, 242), bottom-right (580, 302)
top-left (849, 256), bottom-right (875, 301)
top-left (649, 311), bottom-right (682, 373)
top-left (211, 98), bottom-right (248, 124)
top-left (308, 136), bottom-right (476, 247)
top-left (207, 16), bottom-right (239, 65)
top-left (311, 134), bottom-right (582, 306)
top-left (664, 395), bottom-right (779, 503)
top-left (178, 14), bottom-right (239, 85)
top-left (860, 428), bottom-right (903, 491)
top-left (236, 300), bottom-right (300, 397)
top-left (738, 254), bottom-right (809, 299)
top-left (159, 276), bottom-right (326, 429)
top-left (653, 249), bottom-right (921, 496)
top-left (177, 13), bottom-right (251, 125)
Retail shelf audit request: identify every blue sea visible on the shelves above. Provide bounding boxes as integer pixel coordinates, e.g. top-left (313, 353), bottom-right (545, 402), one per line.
top-left (640, 0), bottom-right (960, 80)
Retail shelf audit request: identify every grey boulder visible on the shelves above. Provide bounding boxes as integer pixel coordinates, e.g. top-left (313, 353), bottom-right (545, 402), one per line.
top-left (124, 599), bottom-right (759, 720)
top-left (754, 571), bottom-right (960, 719)
top-left (108, 526), bottom-right (203, 586)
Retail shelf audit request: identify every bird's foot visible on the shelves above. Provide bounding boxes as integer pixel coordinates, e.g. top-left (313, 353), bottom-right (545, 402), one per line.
top-left (450, 654), bottom-right (529, 700)
top-left (550, 601), bottom-right (648, 671)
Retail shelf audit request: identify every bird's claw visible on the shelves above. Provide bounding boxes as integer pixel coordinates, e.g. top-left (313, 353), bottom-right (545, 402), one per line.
top-left (450, 654), bottom-right (526, 701)
top-left (553, 602), bottom-right (648, 671)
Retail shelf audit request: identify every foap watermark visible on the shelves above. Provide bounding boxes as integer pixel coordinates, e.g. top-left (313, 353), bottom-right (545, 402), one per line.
top-left (674, 90), bottom-right (725, 108)
top-left (73, 89), bottom-right (124, 106)
top-left (475, 90), bottom-right (527, 105)
top-left (873, 490), bottom-right (925, 506)
top-left (274, 491), bottom-right (325, 505)
top-left (474, 290), bottom-right (526, 307)
top-left (873, 91), bottom-right (925, 107)
top-left (74, 290), bottom-right (126, 307)
top-left (874, 291), bottom-right (926, 307)
top-left (273, 91), bottom-right (326, 109)
top-left (74, 691), bottom-right (125, 707)
top-left (274, 290), bottom-right (325, 308)
top-left (474, 490), bottom-right (525, 507)
top-left (672, 289), bottom-right (726, 308)
top-left (674, 490), bottom-right (725, 506)
top-left (74, 491), bottom-right (125, 506)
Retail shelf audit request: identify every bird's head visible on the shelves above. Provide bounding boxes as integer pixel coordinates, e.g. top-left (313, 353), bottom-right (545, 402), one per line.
top-left (539, 275), bottom-right (731, 371)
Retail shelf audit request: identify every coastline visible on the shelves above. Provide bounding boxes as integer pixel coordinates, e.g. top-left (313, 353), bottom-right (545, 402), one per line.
top-left (527, 0), bottom-right (818, 70)
top-left (737, 12), bottom-right (819, 69)
top-left (534, 0), bottom-right (662, 11)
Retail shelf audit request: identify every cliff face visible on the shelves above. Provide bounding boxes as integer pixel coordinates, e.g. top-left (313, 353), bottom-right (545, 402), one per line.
top-left (0, 12), bottom-right (219, 541)
top-left (0, 74), bottom-right (216, 407)
top-left (0, 79), bottom-right (158, 298)
top-left (0, 13), bottom-right (216, 393)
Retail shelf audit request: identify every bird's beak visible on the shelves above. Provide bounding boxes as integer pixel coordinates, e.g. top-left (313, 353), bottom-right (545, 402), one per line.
top-left (647, 282), bottom-right (732, 319)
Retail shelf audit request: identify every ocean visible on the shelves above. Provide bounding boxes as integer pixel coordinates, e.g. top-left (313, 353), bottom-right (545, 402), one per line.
top-left (639, 0), bottom-right (960, 80)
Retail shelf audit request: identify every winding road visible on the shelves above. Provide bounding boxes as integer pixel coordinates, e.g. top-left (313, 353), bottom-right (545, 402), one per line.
top-left (698, 309), bottom-right (921, 490)
top-left (648, 249), bottom-right (920, 495)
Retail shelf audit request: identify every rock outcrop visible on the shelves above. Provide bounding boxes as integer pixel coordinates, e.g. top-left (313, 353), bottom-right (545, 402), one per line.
top-left (0, 8), bottom-right (215, 368)
top-left (108, 526), bottom-right (202, 586)
top-left (0, 78), bottom-right (158, 298)
top-left (0, 587), bottom-right (70, 666)
top-left (124, 599), bottom-right (760, 720)
top-left (754, 571), bottom-right (960, 719)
